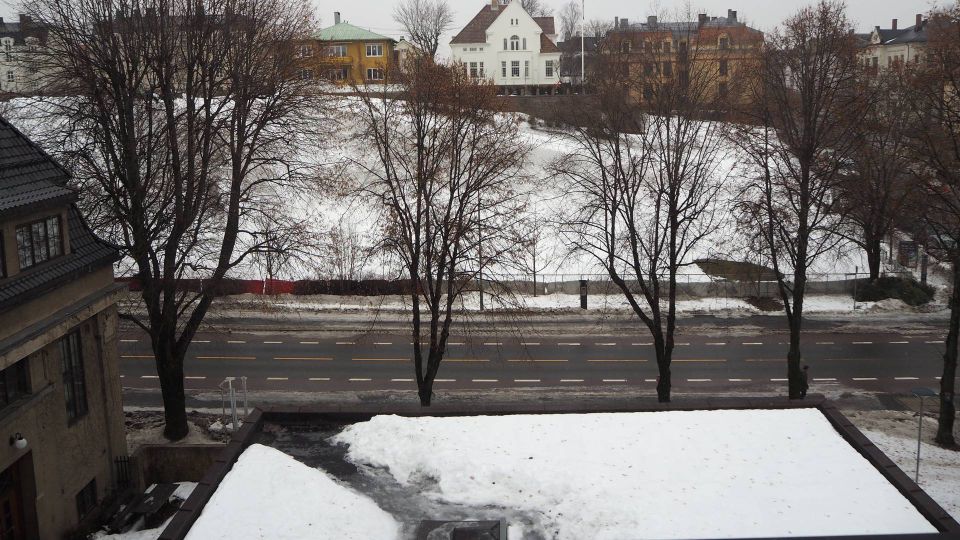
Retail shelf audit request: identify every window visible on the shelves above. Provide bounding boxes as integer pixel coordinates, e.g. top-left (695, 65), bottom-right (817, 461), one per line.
top-left (511, 61), bottom-right (520, 77)
top-left (299, 44), bottom-right (313, 57)
top-left (621, 41), bottom-right (631, 53)
top-left (510, 36), bottom-right (520, 51)
top-left (663, 41), bottom-right (672, 53)
top-left (469, 62), bottom-right (479, 78)
top-left (61, 331), bottom-right (88, 422)
top-left (327, 44), bottom-right (347, 57)
top-left (545, 60), bottom-right (554, 78)
top-left (469, 47), bottom-right (477, 52)
top-left (524, 60), bottom-right (529, 77)
top-left (503, 38), bottom-right (508, 50)
top-left (5, 71), bottom-right (12, 82)
top-left (16, 215), bottom-right (62, 270)
top-left (366, 68), bottom-right (384, 81)
top-left (365, 43), bottom-right (383, 57)
top-left (719, 36), bottom-right (730, 50)
top-left (327, 67), bottom-right (348, 81)
top-left (719, 59), bottom-right (728, 76)
top-left (662, 61), bottom-right (672, 76)
top-left (522, 37), bottom-right (527, 50)
top-left (298, 68), bottom-right (313, 81)
top-left (0, 358), bottom-right (30, 411)
top-left (76, 479), bottom-right (97, 519)
top-left (501, 61), bottom-right (507, 77)
top-left (478, 62), bottom-right (485, 77)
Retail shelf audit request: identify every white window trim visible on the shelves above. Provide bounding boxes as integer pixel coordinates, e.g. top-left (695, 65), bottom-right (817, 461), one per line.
top-left (365, 43), bottom-right (383, 58)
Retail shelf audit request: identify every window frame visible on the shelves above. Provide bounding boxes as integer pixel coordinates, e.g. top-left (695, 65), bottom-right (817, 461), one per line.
top-left (501, 61), bottom-right (507, 77)
top-left (76, 478), bottom-right (97, 519)
top-left (510, 35), bottom-right (520, 51)
top-left (61, 331), bottom-right (88, 424)
top-left (511, 60), bottom-right (520, 78)
top-left (545, 60), bottom-right (554, 78)
top-left (365, 43), bottom-right (383, 58)
top-left (366, 67), bottom-right (384, 81)
top-left (327, 44), bottom-right (348, 58)
top-left (524, 60), bottom-right (529, 78)
top-left (0, 358), bottom-right (30, 412)
top-left (15, 214), bottom-right (63, 271)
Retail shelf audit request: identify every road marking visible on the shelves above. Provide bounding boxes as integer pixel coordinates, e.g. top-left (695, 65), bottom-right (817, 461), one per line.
top-left (603, 379), bottom-right (627, 383)
top-left (514, 379), bottom-right (541, 383)
top-left (852, 341), bottom-right (873, 345)
top-left (745, 358), bottom-right (780, 363)
top-left (227, 340), bottom-right (246, 344)
top-left (447, 358), bottom-right (490, 363)
top-left (561, 379), bottom-right (585, 383)
top-left (587, 359), bottom-right (646, 363)
top-left (264, 341), bottom-right (283, 344)
top-left (309, 377), bottom-right (331, 382)
top-left (558, 343), bottom-right (581, 346)
top-left (299, 341), bottom-right (319, 345)
top-left (121, 355), bottom-right (154, 359)
top-left (853, 377), bottom-right (878, 381)
top-left (391, 378), bottom-right (414, 382)
top-left (448, 342), bottom-right (465, 346)
top-left (814, 378), bottom-right (837, 382)
top-left (595, 343), bottom-right (617, 346)
top-left (435, 379), bottom-right (457, 383)
top-left (926, 340), bottom-right (945, 344)
top-left (193, 340), bottom-right (211, 343)
top-left (706, 342), bottom-right (727, 346)
top-left (675, 343), bottom-right (691, 346)
top-left (674, 359), bottom-right (726, 363)
top-left (632, 343), bottom-right (652, 346)
top-left (349, 378), bottom-right (372, 382)
top-left (742, 342), bottom-right (763, 346)
top-left (484, 342), bottom-right (503, 346)
top-left (472, 379), bottom-right (499, 383)
top-left (935, 376), bottom-right (942, 380)
top-left (275, 357), bottom-right (332, 361)
top-left (141, 375), bottom-right (159, 379)
top-left (196, 356), bottom-right (256, 360)
top-left (816, 342), bottom-right (835, 345)
top-left (120, 339), bottom-right (138, 343)
top-left (267, 377), bottom-right (289, 381)
top-left (687, 378), bottom-right (712, 382)
top-left (771, 378), bottom-right (788, 382)
top-left (508, 358), bottom-right (568, 363)
top-left (889, 341), bottom-right (909, 344)
top-left (353, 358), bottom-right (408, 362)
top-left (337, 341), bottom-right (357, 345)
top-left (185, 376), bottom-right (206, 380)
top-left (645, 378), bottom-right (658, 383)
top-left (521, 342), bottom-right (541, 346)
top-left (373, 342), bottom-right (392, 345)
top-left (729, 378), bottom-right (752, 382)
top-left (895, 377), bottom-right (920, 381)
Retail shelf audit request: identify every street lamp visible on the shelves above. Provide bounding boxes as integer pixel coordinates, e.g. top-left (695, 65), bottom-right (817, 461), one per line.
top-left (911, 387), bottom-right (937, 484)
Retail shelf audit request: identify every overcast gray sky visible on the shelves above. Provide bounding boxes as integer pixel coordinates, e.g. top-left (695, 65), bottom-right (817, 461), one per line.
top-left (1, 0), bottom-right (949, 57)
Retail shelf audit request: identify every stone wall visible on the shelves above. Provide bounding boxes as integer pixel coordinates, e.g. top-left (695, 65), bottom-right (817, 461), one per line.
top-left (133, 445), bottom-right (225, 490)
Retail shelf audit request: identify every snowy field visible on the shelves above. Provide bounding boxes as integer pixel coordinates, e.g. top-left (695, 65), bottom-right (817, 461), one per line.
top-left (332, 410), bottom-right (938, 539)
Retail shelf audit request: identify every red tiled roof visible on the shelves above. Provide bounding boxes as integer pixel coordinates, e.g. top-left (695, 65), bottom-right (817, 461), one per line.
top-left (451, 4), bottom-right (558, 45)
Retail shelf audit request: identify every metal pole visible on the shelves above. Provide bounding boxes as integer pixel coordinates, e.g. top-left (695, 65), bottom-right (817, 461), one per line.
top-left (229, 379), bottom-right (238, 432)
top-left (581, 0), bottom-right (585, 90)
top-left (916, 395), bottom-right (924, 483)
top-left (852, 266), bottom-right (858, 311)
top-left (241, 376), bottom-right (248, 417)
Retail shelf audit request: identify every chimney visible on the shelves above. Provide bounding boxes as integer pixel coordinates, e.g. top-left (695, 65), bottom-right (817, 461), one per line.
top-left (891, 18), bottom-right (898, 30)
top-left (916, 13), bottom-right (923, 28)
top-left (491, 0), bottom-right (500, 11)
top-left (615, 16), bottom-right (619, 28)
top-left (620, 18), bottom-right (629, 29)
top-left (334, 11), bottom-right (340, 24)
top-left (647, 15), bottom-right (657, 26)
top-left (698, 13), bottom-right (708, 26)
top-left (728, 9), bottom-right (738, 23)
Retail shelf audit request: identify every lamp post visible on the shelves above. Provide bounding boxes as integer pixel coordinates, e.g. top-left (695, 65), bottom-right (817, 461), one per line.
top-left (911, 387), bottom-right (937, 484)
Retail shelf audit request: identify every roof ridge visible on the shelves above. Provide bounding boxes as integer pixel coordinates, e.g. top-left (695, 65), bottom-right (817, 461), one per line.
top-left (0, 114), bottom-right (75, 188)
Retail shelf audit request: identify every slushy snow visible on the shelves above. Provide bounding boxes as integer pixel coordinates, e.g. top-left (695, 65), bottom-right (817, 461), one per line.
top-left (333, 410), bottom-right (938, 539)
top-left (185, 444), bottom-right (400, 540)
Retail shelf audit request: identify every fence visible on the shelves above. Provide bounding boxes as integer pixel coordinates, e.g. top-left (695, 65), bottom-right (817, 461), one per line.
top-left (116, 271), bottom-right (914, 300)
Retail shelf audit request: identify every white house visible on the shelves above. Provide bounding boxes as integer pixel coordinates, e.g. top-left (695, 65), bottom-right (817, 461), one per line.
top-left (450, 0), bottom-right (562, 94)
top-left (858, 15), bottom-right (928, 73)
top-left (0, 16), bottom-right (45, 95)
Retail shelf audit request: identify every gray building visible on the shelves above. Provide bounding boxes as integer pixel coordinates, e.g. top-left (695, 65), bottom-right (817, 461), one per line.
top-left (0, 15), bottom-right (45, 95)
top-left (0, 115), bottom-right (127, 538)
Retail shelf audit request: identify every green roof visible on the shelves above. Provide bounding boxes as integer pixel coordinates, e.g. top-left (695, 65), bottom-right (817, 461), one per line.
top-left (315, 22), bottom-right (395, 42)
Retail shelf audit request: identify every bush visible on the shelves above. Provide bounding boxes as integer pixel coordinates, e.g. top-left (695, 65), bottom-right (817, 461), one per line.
top-left (854, 277), bottom-right (934, 306)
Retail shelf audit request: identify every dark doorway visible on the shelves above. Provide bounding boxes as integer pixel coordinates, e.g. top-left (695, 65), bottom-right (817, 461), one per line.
top-left (0, 453), bottom-right (35, 540)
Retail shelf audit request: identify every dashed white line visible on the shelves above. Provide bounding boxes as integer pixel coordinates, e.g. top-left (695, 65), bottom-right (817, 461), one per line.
top-left (472, 379), bottom-right (499, 383)
top-left (337, 341), bottom-right (357, 345)
top-left (889, 341), bottom-right (910, 344)
top-left (447, 358), bottom-right (490, 363)
top-left (595, 343), bottom-right (617, 346)
top-left (373, 342), bottom-right (392, 346)
top-left (632, 343), bottom-right (652, 346)
top-left (895, 377), bottom-right (920, 381)
top-left (309, 377), bottom-right (331, 382)
top-left (264, 341), bottom-right (283, 344)
top-left (687, 378), bottom-right (712, 382)
top-left (853, 377), bottom-right (878, 381)
top-left (675, 343), bottom-right (691, 346)
top-left (814, 378), bottom-right (838, 382)
top-left (448, 342), bottom-right (465, 346)
top-left (299, 341), bottom-right (319, 345)
top-left (484, 342), bottom-right (503, 346)
top-left (603, 379), bottom-right (627, 383)
top-left (644, 378), bottom-right (658, 383)
top-left (587, 359), bottom-right (646, 363)
top-left (227, 340), bottom-right (246, 344)
top-left (520, 342), bottom-right (541, 346)
top-left (816, 342), bottom-right (835, 345)
top-left (434, 379), bottom-right (457, 383)
top-left (771, 378), bottom-right (788, 382)
top-left (742, 342), bottom-right (763, 346)
top-left (193, 340), bottom-right (211, 344)
top-left (560, 379), bottom-right (585, 383)
top-left (926, 340), bottom-right (945, 344)
top-left (141, 375), bottom-right (158, 379)
top-left (266, 377), bottom-right (289, 381)
top-left (706, 342), bottom-right (727, 346)
top-left (558, 343), bottom-right (581, 346)
top-left (275, 357), bottom-right (332, 361)
top-left (852, 341), bottom-right (873, 345)
top-left (514, 379), bottom-right (541, 383)
top-left (185, 376), bottom-right (206, 380)
top-left (391, 378), bottom-right (414, 382)
top-left (729, 378), bottom-right (752, 382)
top-left (348, 378), bottom-right (372, 382)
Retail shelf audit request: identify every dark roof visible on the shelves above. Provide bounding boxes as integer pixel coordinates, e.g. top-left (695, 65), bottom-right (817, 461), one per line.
top-left (540, 33), bottom-right (559, 53)
top-left (886, 24), bottom-right (927, 44)
top-left (0, 116), bottom-right (76, 215)
top-left (451, 4), bottom-right (558, 45)
top-left (558, 36), bottom-right (600, 54)
top-left (612, 15), bottom-right (762, 39)
top-left (0, 206), bottom-right (119, 311)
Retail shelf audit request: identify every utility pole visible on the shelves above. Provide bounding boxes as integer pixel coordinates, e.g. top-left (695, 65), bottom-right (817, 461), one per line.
top-left (581, 0), bottom-right (586, 91)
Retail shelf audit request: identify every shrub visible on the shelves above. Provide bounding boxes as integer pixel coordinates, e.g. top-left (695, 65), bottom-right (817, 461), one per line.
top-left (854, 276), bottom-right (934, 306)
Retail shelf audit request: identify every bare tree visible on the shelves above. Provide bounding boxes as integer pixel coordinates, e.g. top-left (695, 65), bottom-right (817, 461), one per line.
top-left (556, 19), bottom-right (730, 402)
top-left (26, 0), bottom-right (321, 439)
top-left (507, 210), bottom-right (559, 297)
top-left (585, 18), bottom-right (613, 39)
top-left (520, 0), bottom-right (552, 18)
top-left (393, 0), bottom-right (453, 59)
top-left (730, 1), bottom-right (865, 399)
top-left (903, 5), bottom-right (960, 446)
top-left (558, 0), bottom-right (582, 41)
top-left (320, 219), bottom-right (373, 281)
top-left (355, 61), bottom-right (527, 405)
top-left (836, 70), bottom-right (912, 281)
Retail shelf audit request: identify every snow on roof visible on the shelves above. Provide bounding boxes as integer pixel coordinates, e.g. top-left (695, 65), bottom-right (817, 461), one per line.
top-left (184, 444), bottom-right (401, 540)
top-left (333, 409), bottom-right (939, 539)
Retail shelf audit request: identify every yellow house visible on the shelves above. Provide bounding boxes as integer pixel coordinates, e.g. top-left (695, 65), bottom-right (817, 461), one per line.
top-left (303, 12), bottom-right (397, 85)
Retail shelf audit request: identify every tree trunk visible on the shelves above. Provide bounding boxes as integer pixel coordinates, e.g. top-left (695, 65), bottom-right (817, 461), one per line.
top-left (155, 345), bottom-right (189, 441)
top-left (866, 241), bottom-right (883, 282)
top-left (654, 335), bottom-right (672, 403)
top-left (787, 316), bottom-right (803, 400)
top-left (936, 262), bottom-right (959, 446)
top-left (418, 385), bottom-right (433, 406)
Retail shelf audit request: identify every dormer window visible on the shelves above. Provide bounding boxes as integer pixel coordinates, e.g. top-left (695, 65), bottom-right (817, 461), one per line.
top-left (510, 35), bottom-right (520, 51)
top-left (16, 215), bottom-right (62, 270)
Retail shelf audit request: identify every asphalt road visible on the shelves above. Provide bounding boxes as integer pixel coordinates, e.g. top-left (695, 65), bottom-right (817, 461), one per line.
top-left (118, 327), bottom-right (953, 397)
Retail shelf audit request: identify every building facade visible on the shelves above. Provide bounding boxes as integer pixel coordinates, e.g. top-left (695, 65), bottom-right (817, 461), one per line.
top-left (0, 116), bottom-right (127, 538)
top-left (859, 15), bottom-right (928, 73)
top-left (603, 10), bottom-right (764, 105)
top-left (451, 0), bottom-right (562, 94)
top-left (299, 12), bottom-right (396, 85)
top-left (0, 16), bottom-right (45, 95)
